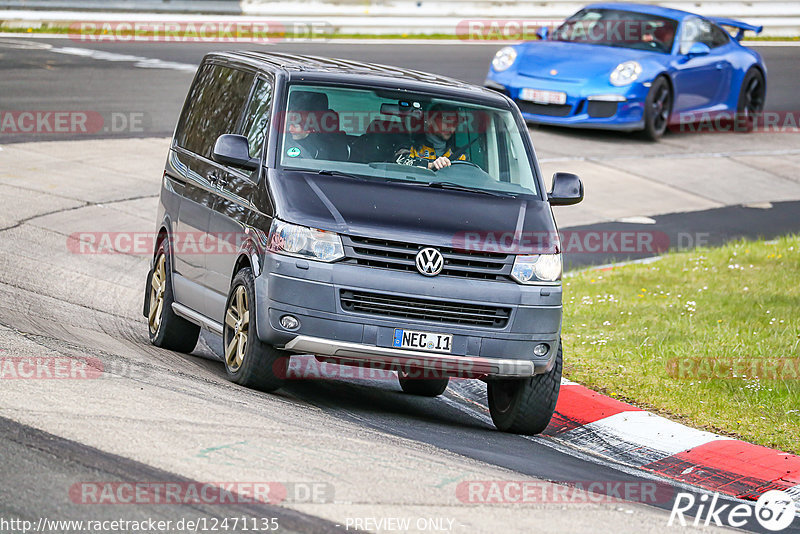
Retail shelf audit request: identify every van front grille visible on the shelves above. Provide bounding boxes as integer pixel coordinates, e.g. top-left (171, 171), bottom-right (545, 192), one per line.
top-left (342, 235), bottom-right (512, 281)
top-left (340, 290), bottom-right (510, 328)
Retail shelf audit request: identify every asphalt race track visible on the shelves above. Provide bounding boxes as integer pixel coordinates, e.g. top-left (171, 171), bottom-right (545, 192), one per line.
top-left (1, 37), bottom-right (799, 533)
top-left (0, 39), bottom-right (798, 140)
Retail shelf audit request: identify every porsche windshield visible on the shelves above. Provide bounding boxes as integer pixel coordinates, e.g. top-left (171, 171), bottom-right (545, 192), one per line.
top-left (553, 8), bottom-right (678, 54)
top-left (277, 84), bottom-right (538, 197)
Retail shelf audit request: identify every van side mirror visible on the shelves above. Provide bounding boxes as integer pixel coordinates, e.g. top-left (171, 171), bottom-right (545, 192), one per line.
top-left (686, 42), bottom-right (711, 57)
top-left (536, 26), bottom-right (549, 40)
top-left (548, 172), bottom-right (583, 205)
top-left (212, 134), bottom-right (260, 171)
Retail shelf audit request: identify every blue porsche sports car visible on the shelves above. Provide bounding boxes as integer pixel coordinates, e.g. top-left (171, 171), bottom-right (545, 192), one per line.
top-left (485, 3), bottom-right (767, 139)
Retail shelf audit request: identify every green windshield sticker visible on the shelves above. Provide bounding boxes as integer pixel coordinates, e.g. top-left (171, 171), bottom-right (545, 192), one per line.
top-left (286, 147), bottom-right (301, 158)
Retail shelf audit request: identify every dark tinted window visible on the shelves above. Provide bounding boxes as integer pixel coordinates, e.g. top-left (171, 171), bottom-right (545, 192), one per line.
top-left (679, 17), bottom-right (729, 53)
top-left (554, 8), bottom-right (678, 54)
top-left (241, 79), bottom-right (273, 159)
top-left (709, 24), bottom-right (730, 47)
top-left (175, 64), bottom-right (254, 158)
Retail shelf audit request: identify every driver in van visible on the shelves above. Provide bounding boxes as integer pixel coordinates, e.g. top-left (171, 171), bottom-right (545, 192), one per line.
top-left (395, 103), bottom-right (468, 170)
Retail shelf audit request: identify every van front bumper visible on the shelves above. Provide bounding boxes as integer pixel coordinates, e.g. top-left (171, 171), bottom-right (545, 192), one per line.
top-left (284, 335), bottom-right (548, 378)
top-left (254, 253), bottom-right (562, 378)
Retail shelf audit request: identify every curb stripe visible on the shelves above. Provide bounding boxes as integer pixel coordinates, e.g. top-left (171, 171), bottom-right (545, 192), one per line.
top-left (558, 411), bottom-right (729, 467)
top-left (546, 383), bottom-right (641, 433)
top-left (545, 385), bottom-right (800, 503)
top-left (642, 455), bottom-right (778, 498)
top-left (674, 440), bottom-right (800, 484)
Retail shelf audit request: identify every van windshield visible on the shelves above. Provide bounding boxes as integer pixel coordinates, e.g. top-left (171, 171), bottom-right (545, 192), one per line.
top-left (277, 84), bottom-right (538, 197)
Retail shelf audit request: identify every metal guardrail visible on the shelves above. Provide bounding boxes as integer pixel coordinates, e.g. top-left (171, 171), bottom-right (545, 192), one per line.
top-left (0, 0), bottom-right (797, 36)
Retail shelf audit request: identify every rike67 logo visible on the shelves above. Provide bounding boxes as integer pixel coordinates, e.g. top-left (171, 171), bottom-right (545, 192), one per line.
top-left (669, 490), bottom-right (796, 531)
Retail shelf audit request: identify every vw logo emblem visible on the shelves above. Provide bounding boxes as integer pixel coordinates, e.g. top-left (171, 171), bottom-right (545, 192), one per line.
top-left (415, 247), bottom-right (444, 276)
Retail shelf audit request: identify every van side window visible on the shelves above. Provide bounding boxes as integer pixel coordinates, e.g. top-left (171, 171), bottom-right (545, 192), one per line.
top-left (175, 64), bottom-right (254, 159)
top-left (242, 79), bottom-right (273, 159)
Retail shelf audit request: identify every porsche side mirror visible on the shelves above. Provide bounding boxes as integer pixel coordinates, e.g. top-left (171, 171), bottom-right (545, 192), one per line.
top-left (536, 26), bottom-right (550, 40)
top-left (548, 172), bottom-right (584, 206)
top-left (686, 42), bottom-right (711, 57)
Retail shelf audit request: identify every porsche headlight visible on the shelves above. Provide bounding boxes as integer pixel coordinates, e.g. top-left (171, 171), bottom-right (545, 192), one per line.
top-left (267, 220), bottom-right (344, 262)
top-left (492, 46), bottom-right (517, 72)
top-left (609, 61), bottom-right (642, 86)
top-left (511, 253), bottom-right (562, 284)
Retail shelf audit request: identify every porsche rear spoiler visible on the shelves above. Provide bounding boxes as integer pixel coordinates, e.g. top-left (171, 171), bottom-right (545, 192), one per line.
top-left (707, 17), bottom-right (763, 41)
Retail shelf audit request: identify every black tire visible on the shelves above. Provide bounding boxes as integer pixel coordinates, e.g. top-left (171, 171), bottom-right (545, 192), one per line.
top-left (222, 267), bottom-right (287, 393)
top-left (641, 77), bottom-right (672, 141)
top-left (735, 68), bottom-right (766, 132)
top-left (487, 341), bottom-right (562, 435)
top-left (398, 371), bottom-right (449, 397)
top-left (147, 242), bottom-right (200, 353)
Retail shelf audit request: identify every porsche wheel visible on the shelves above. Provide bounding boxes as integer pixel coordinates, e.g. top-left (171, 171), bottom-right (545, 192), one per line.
top-left (642, 77), bottom-right (672, 141)
top-left (735, 68), bottom-right (766, 132)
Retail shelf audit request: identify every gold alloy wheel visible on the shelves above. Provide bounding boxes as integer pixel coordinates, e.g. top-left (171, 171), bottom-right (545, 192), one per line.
top-left (148, 253), bottom-right (166, 335)
top-left (224, 285), bottom-right (249, 372)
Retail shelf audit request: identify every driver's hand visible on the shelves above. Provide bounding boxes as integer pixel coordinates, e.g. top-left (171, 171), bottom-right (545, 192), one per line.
top-left (428, 156), bottom-right (451, 170)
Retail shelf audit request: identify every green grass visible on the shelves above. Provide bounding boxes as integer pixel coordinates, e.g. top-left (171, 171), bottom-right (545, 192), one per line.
top-left (562, 235), bottom-right (800, 453)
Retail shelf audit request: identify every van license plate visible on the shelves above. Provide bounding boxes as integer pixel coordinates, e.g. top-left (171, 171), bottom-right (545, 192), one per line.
top-left (393, 329), bottom-right (452, 353)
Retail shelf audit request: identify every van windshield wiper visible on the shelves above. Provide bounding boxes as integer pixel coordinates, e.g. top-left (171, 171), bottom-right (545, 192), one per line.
top-left (423, 181), bottom-right (517, 198)
top-left (317, 169), bottom-right (367, 181)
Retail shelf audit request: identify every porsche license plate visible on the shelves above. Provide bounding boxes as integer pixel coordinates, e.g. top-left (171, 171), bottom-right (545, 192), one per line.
top-left (520, 88), bottom-right (567, 105)
top-left (393, 328), bottom-right (453, 353)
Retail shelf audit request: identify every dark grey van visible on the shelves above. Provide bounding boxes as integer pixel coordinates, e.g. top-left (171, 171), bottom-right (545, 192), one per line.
top-left (144, 52), bottom-right (583, 434)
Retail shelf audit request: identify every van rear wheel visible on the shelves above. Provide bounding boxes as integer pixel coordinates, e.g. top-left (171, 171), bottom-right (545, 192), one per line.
top-left (223, 267), bottom-right (288, 393)
top-left (487, 342), bottom-right (562, 435)
top-left (147, 244), bottom-right (200, 353)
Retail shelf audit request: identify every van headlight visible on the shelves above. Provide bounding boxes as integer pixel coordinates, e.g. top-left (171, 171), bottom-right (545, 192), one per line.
top-left (492, 47), bottom-right (518, 72)
top-left (267, 220), bottom-right (344, 262)
top-left (511, 253), bottom-right (562, 283)
top-left (609, 61), bottom-right (642, 86)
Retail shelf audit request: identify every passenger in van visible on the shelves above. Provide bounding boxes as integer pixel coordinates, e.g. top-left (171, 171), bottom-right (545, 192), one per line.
top-left (395, 103), bottom-right (468, 170)
top-left (284, 91), bottom-right (348, 160)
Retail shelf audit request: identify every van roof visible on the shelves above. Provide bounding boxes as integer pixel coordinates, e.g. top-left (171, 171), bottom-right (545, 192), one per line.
top-left (208, 51), bottom-right (509, 105)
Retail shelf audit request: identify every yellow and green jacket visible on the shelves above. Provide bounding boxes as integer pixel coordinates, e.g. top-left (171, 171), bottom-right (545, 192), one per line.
top-left (396, 135), bottom-right (467, 167)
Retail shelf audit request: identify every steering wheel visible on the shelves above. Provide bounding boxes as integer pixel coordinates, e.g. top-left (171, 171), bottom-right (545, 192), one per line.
top-left (447, 160), bottom-right (482, 169)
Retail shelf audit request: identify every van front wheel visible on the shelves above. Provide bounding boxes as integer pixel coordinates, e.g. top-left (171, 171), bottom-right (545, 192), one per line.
top-left (487, 342), bottom-right (562, 435)
top-left (223, 267), bottom-right (288, 393)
